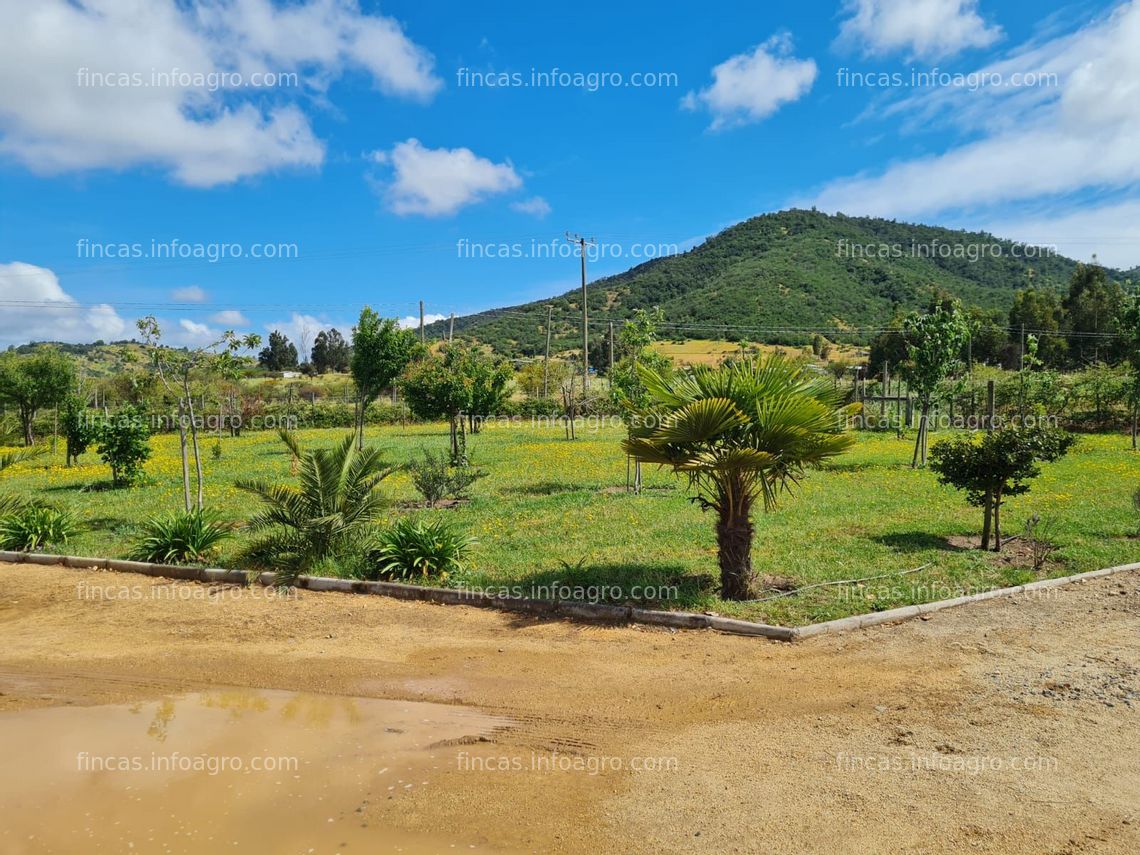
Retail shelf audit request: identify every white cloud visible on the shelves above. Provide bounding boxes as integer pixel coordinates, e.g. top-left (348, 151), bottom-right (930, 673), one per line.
top-left (510, 196), bottom-right (552, 218)
top-left (809, 1), bottom-right (1140, 267)
top-left (0, 0), bottom-right (440, 187)
top-left (172, 285), bottom-right (208, 302)
top-left (981, 199), bottom-right (1140, 270)
top-left (177, 318), bottom-right (215, 344)
top-left (837, 0), bottom-right (1002, 60)
top-left (682, 34), bottom-right (817, 130)
top-left (0, 262), bottom-right (128, 347)
top-left (371, 139), bottom-right (523, 216)
top-left (398, 313), bottom-right (446, 330)
top-left (210, 309), bottom-right (250, 326)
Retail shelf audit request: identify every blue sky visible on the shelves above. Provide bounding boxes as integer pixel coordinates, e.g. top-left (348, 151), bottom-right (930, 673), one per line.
top-left (1, 0), bottom-right (1137, 352)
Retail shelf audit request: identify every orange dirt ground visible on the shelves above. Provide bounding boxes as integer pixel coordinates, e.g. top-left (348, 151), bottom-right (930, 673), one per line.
top-left (1, 562), bottom-right (1137, 854)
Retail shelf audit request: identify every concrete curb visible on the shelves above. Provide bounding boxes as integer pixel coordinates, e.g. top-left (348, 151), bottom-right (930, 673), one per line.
top-left (2, 550), bottom-right (1136, 642)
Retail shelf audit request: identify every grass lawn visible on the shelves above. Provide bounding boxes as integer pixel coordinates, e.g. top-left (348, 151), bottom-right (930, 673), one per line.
top-left (2, 422), bottom-right (1137, 626)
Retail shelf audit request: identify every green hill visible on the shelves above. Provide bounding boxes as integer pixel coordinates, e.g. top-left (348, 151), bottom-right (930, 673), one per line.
top-left (431, 209), bottom-right (1115, 357)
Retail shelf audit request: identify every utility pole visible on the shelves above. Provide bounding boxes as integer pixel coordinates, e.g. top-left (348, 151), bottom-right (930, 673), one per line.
top-left (419, 300), bottom-right (425, 344)
top-left (543, 304), bottom-right (553, 398)
top-left (566, 232), bottom-right (596, 394)
top-left (448, 313), bottom-right (455, 343)
top-left (609, 321), bottom-right (615, 373)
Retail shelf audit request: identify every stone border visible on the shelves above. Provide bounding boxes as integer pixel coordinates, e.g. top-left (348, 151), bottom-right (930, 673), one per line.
top-left (2, 550), bottom-right (1136, 642)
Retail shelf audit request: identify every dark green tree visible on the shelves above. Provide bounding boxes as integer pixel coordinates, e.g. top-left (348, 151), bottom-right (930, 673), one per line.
top-left (0, 348), bottom-right (76, 446)
top-left (350, 308), bottom-right (420, 448)
top-left (1010, 287), bottom-right (1067, 366)
top-left (258, 331), bottom-right (299, 371)
top-left (1063, 263), bottom-right (1125, 365)
top-left (61, 395), bottom-right (98, 466)
top-left (311, 328), bottom-right (351, 374)
top-left (930, 426), bottom-right (1075, 551)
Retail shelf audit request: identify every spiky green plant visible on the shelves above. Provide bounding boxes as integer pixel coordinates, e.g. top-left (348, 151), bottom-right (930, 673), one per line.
top-left (623, 355), bottom-right (857, 599)
top-left (129, 509), bottom-right (234, 564)
top-left (0, 505), bottom-right (78, 552)
top-left (236, 434), bottom-right (395, 586)
top-left (368, 517), bottom-right (474, 581)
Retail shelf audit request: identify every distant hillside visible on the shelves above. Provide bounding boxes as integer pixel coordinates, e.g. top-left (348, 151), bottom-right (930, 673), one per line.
top-left (430, 209), bottom-right (1119, 357)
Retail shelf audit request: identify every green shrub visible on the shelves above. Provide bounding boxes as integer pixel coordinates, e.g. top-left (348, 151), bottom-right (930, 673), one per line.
top-left (237, 433), bottom-right (394, 587)
top-left (407, 448), bottom-right (486, 507)
top-left (0, 505), bottom-right (78, 551)
top-left (96, 406), bottom-right (151, 487)
top-left (129, 509), bottom-right (233, 564)
top-left (367, 518), bottom-right (474, 581)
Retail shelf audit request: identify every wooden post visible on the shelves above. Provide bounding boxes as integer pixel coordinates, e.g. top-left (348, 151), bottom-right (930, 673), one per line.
top-left (419, 300), bottom-right (425, 344)
top-left (987, 380), bottom-right (996, 430)
top-left (609, 321), bottom-right (615, 373)
top-left (543, 305), bottom-right (553, 398)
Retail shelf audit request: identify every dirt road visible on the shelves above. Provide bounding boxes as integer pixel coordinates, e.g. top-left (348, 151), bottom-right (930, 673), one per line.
top-left (1, 562), bottom-right (1137, 854)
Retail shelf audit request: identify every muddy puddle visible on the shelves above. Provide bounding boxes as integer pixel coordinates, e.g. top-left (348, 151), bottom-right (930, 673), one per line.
top-left (0, 688), bottom-right (514, 854)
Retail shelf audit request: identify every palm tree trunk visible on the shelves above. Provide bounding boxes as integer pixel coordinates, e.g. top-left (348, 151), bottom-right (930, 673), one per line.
top-left (716, 494), bottom-right (755, 600)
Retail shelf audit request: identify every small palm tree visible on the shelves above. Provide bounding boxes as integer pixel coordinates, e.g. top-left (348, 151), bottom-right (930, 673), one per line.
top-left (623, 355), bottom-right (857, 600)
top-left (236, 433), bottom-right (395, 585)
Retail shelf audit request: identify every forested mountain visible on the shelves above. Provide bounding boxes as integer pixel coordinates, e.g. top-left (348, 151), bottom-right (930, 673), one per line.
top-left (430, 209), bottom-right (1125, 357)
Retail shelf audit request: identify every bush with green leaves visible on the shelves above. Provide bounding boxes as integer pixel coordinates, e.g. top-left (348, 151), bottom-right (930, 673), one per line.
top-left (236, 433), bottom-right (395, 586)
top-left (930, 425), bottom-right (1075, 551)
top-left (61, 395), bottom-right (98, 466)
top-left (367, 517), bottom-right (474, 581)
top-left (129, 509), bottom-right (233, 564)
top-left (96, 406), bottom-right (152, 487)
top-left (407, 447), bottom-right (487, 507)
top-left (0, 505), bottom-right (78, 551)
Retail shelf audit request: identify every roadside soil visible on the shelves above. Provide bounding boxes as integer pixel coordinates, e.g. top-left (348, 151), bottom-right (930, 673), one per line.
top-left (1, 562), bottom-right (1137, 854)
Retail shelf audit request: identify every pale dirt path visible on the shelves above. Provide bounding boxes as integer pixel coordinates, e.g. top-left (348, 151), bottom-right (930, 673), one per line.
top-left (0, 563), bottom-right (1137, 854)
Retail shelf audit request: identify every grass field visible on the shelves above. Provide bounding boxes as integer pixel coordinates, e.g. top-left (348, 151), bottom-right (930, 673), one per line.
top-left (2, 422), bottom-right (1137, 625)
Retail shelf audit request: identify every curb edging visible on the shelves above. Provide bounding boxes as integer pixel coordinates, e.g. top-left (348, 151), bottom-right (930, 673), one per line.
top-left (2, 550), bottom-right (1136, 642)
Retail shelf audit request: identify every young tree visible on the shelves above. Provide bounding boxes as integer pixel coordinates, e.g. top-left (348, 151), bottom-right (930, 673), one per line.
top-left (399, 346), bottom-right (473, 462)
top-left (350, 308), bottom-right (419, 449)
top-left (900, 305), bottom-right (970, 468)
top-left (137, 317), bottom-right (260, 511)
top-left (258, 330), bottom-right (299, 371)
top-left (459, 346), bottom-right (513, 432)
top-left (609, 309), bottom-right (672, 492)
top-left (929, 426), bottom-right (1075, 551)
top-left (61, 394), bottom-right (98, 466)
top-left (623, 355), bottom-right (856, 600)
top-left (96, 405), bottom-right (152, 487)
top-left (0, 348), bottom-right (76, 446)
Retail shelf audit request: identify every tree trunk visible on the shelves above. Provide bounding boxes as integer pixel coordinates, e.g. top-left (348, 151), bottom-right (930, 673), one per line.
top-left (176, 400), bottom-right (191, 512)
top-left (183, 377), bottom-right (204, 511)
top-left (980, 489), bottom-right (993, 550)
top-left (21, 406), bottom-right (35, 446)
top-left (992, 489), bottom-right (1003, 552)
top-left (716, 496), bottom-right (755, 600)
top-left (911, 410), bottom-right (928, 468)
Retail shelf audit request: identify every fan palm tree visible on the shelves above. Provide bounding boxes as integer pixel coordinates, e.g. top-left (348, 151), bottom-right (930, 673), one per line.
top-left (623, 355), bottom-right (858, 600)
top-left (236, 432), bottom-right (395, 586)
